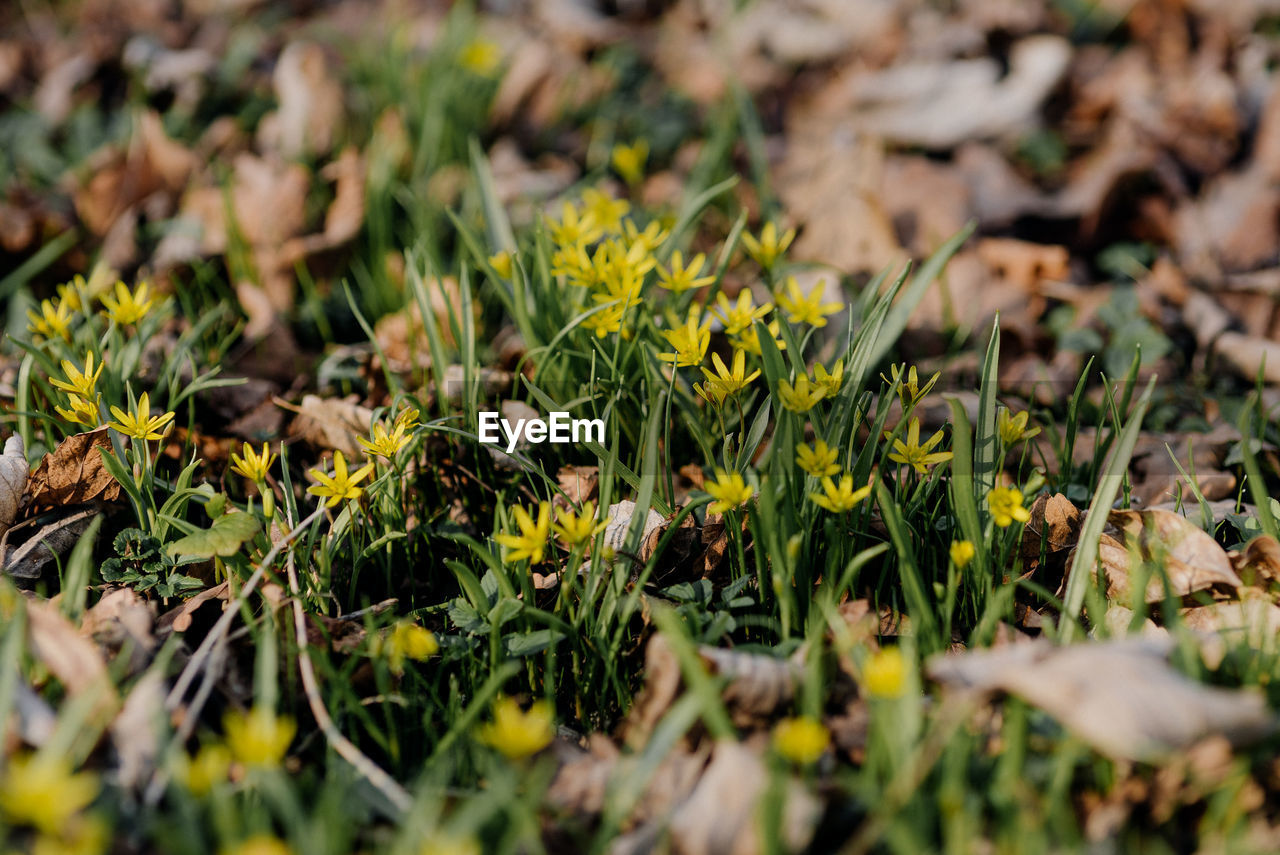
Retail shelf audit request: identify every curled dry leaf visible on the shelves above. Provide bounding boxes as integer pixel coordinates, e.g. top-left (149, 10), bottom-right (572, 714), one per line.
top-left (927, 638), bottom-right (1277, 762)
top-left (2, 507), bottom-right (101, 579)
top-left (82, 587), bottom-right (157, 676)
top-left (26, 598), bottom-right (118, 716)
top-left (1019, 492), bottom-right (1081, 569)
top-left (699, 646), bottom-right (803, 725)
top-left (1232, 535), bottom-right (1280, 586)
top-left (600, 499), bottom-right (666, 560)
top-left (0, 434), bottom-right (27, 539)
top-left (1181, 592), bottom-right (1280, 651)
top-left (555, 465), bottom-right (599, 508)
top-left (25, 426), bottom-right (122, 509)
top-left (110, 668), bottom-right (167, 790)
top-left (1067, 508), bottom-right (1241, 604)
top-left (285, 394), bottom-right (375, 460)
top-left (157, 581), bottom-right (229, 635)
top-left (662, 740), bottom-right (820, 855)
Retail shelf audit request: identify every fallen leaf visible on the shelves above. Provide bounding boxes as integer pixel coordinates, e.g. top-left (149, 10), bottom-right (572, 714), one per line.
top-left (26, 598), bottom-right (117, 712)
top-left (0, 434), bottom-right (27, 539)
top-left (110, 667), bottom-right (166, 790)
top-left (927, 638), bottom-right (1277, 762)
top-left (257, 41), bottom-right (344, 160)
top-left (285, 394), bottom-right (375, 459)
top-left (1068, 509), bottom-right (1241, 604)
top-left (2, 507), bottom-right (101, 579)
top-left (25, 426), bottom-right (122, 508)
top-left (663, 740), bottom-right (820, 855)
top-left (157, 581), bottom-right (229, 635)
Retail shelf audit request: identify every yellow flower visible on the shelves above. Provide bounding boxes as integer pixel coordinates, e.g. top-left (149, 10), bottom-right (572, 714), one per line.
top-left (705, 468), bottom-right (754, 514)
top-left (810, 474), bottom-right (871, 513)
top-left (552, 501), bottom-right (608, 546)
top-left (495, 501), bottom-right (552, 564)
top-left (381, 620), bottom-right (439, 675)
top-left (589, 239), bottom-right (653, 307)
top-left (100, 280), bottom-right (155, 325)
top-left (57, 277), bottom-right (87, 311)
top-left (222, 835), bottom-right (293, 855)
top-left (488, 250), bottom-right (514, 280)
top-left (796, 440), bottom-right (841, 478)
top-left (731, 320), bottom-right (786, 356)
top-left (658, 311), bottom-right (710, 367)
top-left (459, 38), bottom-right (501, 76)
top-left (108, 392), bottom-right (175, 441)
top-left (776, 276), bottom-right (842, 328)
top-left (886, 418), bottom-right (952, 475)
top-left (307, 450), bottom-right (375, 507)
top-left (31, 814), bottom-right (109, 855)
top-left (611, 139), bottom-right (649, 186)
top-left (813, 360), bottom-right (844, 399)
top-left (548, 202), bottom-right (601, 247)
top-left (987, 486), bottom-right (1030, 528)
top-left (0, 753), bottom-right (99, 834)
top-left (998, 409), bottom-right (1041, 446)
top-left (224, 707), bottom-right (296, 768)
top-left (358, 422), bottom-right (411, 459)
top-left (950, 540), bottom-right (976, 568)
top-left (695, 350), bottom-right (760, 404)
top-left (420, 835), bottom-right (482, 855)
top-left (712, 290), bottom-right (771, 336)
top-left (177, 744), bottom-right (231, 796)
top-left (657, 251), bottom-right (715, 294)
top-left (50, 352), bottom-right (104, 400)
top-left (230, 442), bottom-right (274, 483)
top-left (881, 364), bottom-right (938, 409)
top-left (581, 301), bottom-right (627, 338)
top-left (55, 393), bottom-right (100, 428)
top-left (863, 647), bottom-right (908, 699)
top-left (26, 298), bottom-right (73, 340)
top-left (478, 696), bottom-right (554, 760)
top-left (741, 221), bottom-right (795, 271)
top-left (580, 187), bottom-right (630, 235)
top-left (772, 717), bottom-right (829, 765)
top-left (395, 406), bottom-right (421, 432)
top-left (777, 374), bottom-right (825, 413)
top-left (622, 219), bottom-right (669, 254)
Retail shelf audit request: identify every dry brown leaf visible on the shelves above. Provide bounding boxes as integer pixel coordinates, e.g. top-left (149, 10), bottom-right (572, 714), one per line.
top-left (2, 508), bottom-right (101, 580)
top-left (663, 740), bottom-right (820, 855)
top-left (976, 238), bottom-right (1070, 291)
top-left (623, 633), bottom-right (683, 750)
top-left (82, 587), bottom-right (156, 676)
top-left (1233, 536), bottom-right (1280, 586)
top-left (927, 638), bottom-right (1277, 762)
top-left (549, 738), bottom-right (708, 824)
top-left (73, 110), bottom-right (195, 237)
top-left (25, 426), bottom-right (122, 508)
top-left (157, 581), bottom-right (229, 635)
top-left (556, 465), bottom-right (599, 508)
top-left (1069, 509), bottom-right (1241, 604)
top-left (1182, 592), bottom-right (1280, 650)
top-left (26, 598), bottom-right (117, 712)
top-left (1020, 493), bottom-right (1081, 566)
top-left (286, 394), bottom-right (375, 460)
top-left (0, 434), bottom-right (27, 540)
top-left (699, 646), bottom-right (803, 725)
top-left (110, 667), bottom-right (166, 790)
top-left (257, 41), bottom-right (344, 160)
top-left (600, 500), bottom-right (666, 559)
top-left (842, 36), bottom-right (1070, 149)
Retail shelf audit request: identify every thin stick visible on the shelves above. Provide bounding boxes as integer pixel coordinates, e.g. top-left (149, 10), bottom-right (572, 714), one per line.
top-left (284, 513), bottom-right (413, 813)
top-left (164, 504), bottom-right (326, 712)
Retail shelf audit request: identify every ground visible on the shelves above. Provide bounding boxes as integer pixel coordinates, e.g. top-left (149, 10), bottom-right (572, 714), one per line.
top-left (3, 1), bottom-right (1280, 853)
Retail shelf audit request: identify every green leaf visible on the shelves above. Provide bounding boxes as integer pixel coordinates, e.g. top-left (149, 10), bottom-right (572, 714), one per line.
top-left (167, 512), bottom-right (261, 559)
